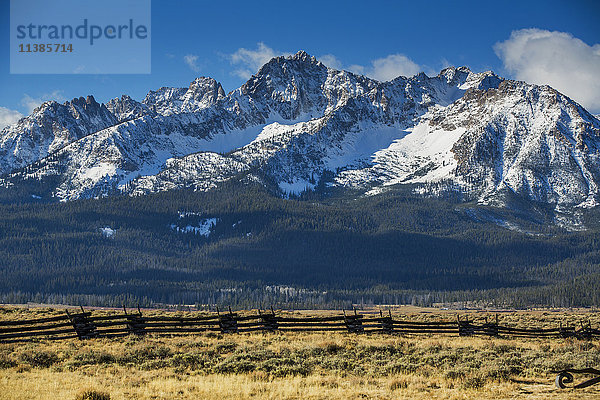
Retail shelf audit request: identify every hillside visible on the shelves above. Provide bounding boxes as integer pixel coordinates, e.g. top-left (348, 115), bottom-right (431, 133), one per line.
top-left (0, 181), bottom-right (599, 308)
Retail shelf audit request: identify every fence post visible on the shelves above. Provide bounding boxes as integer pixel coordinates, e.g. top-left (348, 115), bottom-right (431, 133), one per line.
top-left (482, 316), bottom-right (499, 337)
top-left (66, 307), bottom-right (97, 340)
top-left (344, 309), bottom-right (364, 333)
top-left (259, 308), bottom-right (278, 332)
top-left (379, 309), bottom-right (394, 334)
top-left (576, 321), bottom-right (593, 340)
top-left (218, 306), bottom-right (238, 334)
top-left (458, 315), bottom-right (474, 337)
top-left (559, 322), bottom-right (576, 339)
top-left (124, 305), bottom-right (146, 336)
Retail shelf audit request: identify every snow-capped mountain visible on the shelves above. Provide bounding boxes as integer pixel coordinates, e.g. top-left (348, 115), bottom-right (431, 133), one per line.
top-left (1, 51), bottom-right (599, 211)
top-left (0, 95), bottom-right (118, 174)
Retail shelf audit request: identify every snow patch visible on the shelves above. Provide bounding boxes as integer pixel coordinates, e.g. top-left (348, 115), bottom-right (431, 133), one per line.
top-left (80, 163), bottom-right (117, 182)
top-left (279, 178), bottom-right (315, 195)
top-left (178, 211), bottom-right (202, 218)
top-left (185, 125), bottom-right (264, 154)
top-left (170, 217), bottom-right (218, 237)
top-left (335, 120), bottom-right (466, 188)
top-left (100, 227), bottom-right (115, 238)
top-left (325, 123), bottom-right (407, 170)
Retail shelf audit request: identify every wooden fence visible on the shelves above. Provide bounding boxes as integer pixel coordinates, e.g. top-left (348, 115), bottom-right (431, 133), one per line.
top-left (1, 308), bottom-right (599, 343)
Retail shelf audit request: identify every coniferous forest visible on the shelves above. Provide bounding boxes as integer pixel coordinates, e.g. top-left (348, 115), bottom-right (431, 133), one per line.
top-left (0, 179), bottom-right (599, 309)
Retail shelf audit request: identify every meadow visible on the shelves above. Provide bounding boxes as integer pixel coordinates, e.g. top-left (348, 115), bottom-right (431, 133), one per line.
top-left (0, 307), bottom-right (599, 399)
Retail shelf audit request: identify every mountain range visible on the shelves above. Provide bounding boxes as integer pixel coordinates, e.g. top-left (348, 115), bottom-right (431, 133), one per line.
top-left (2, 52), bottom-right (600, 308)
top-left (1, 51), bottom-right (599, 222)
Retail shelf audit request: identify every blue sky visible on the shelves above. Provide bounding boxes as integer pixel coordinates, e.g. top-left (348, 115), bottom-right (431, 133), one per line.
top-left (1, 0), bottom-right (599, 126)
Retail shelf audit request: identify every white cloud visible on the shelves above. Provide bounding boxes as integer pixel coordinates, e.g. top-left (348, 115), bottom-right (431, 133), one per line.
top-left (495, 28), bottom-right (600, 113)
top-left (184, 54), bottom-right (200, 72)
top-left (227, 44), bottom-right (424, 82)
top-left (0, 107), bottom-right (23, 129)
top-left (323, 53), bottom-right (425, 81)
top-left (318, 54), bottom-right (343, 70)
top-left (363, 54), bottom-right (422, 81)
top-left (440, 58), bottom-right (452, 69)
top-left (347, 64), bottom-right (365, 75)
top-left (229, 42), bottom-right (284, 79)
top-left (21, 91), bottom-right (66, 114)
top-left (346, 54), bottom-right (422, 81)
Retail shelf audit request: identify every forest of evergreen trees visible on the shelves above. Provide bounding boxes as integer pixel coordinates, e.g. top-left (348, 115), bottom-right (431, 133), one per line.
top-left (0, 180), bottom-right (598, 309)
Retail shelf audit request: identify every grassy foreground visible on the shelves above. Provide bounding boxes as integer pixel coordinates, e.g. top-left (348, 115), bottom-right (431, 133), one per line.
top-left (1, 308), bottom-right (599, 399)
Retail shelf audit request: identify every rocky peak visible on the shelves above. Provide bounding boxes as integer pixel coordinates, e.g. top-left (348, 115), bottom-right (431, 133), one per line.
top-left (0, 95), bottom-right (118, 174)
top-left (439, 66), bottom-right (471, 85)
top-left (106, 95), bottom-right (152, 122)
top-left (142, 77), bottom-right (226, 116)
top-left (238, 51), bottom-right (330, 120)
top-left (69, 95), bottom-right (98, 107)
top-left (142, 86), bottom-right (188, 115)
top-left (253, 51), bottom-right (326, 81)
top-left (290, 50), bottom-right (318, 62)
top-left (68, 95), bottom-right (112, 119)
top-left (184, 77), bottom-right (226, 108)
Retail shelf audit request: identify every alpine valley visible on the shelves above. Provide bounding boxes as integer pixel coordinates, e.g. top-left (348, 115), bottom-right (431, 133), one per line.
top-left (1, 52), bottom-right (599, 309)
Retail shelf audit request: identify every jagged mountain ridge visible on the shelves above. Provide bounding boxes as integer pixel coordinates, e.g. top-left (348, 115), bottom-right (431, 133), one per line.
top-left (1, 51), bottom-right (599, 212)
top-left (0, 95), bottom-right (118, 174)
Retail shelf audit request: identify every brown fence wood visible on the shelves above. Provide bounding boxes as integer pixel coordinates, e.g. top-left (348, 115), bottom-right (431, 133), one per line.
top-left (395, 329), bottom-right (460, 334)
top-left (0, 312), bottom-right (86, 326)
top-left (218, 310), bottom-right (238, 334)
top-left (87, 314), bottom-right (134, 322)
top-left (138, 321), bottom-right (220, 328)
top-left (391, 320), bottom-right (456, 326)
top-left (276, 316), bottom-right (346, 323)
top-left (0, 328), bottom-right (79, 339)
top-left (1, 309), bottom-right (597, 342)
top-left (279, 327), bottom-right (349, 332)
top-left (0, 321), bottom-right (73, 334)
top-left (391, 323), bottom-right (457, 329)
top-left (143, 327), bottom-right (222, 333)
top-left (278, 322), bottom-right (347, 327)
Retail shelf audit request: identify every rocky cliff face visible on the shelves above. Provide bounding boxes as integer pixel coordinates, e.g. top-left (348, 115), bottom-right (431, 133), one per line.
top-left (445, 81), bottom-right (600, 207)
top-left (142, 77), bottom-right (226, 116)
top-left (0, 96), bottom-right (117, 174)
top-left (1, 51), bottom-right (599, 212)
top-left (106, 95), bottom-right (153, 122)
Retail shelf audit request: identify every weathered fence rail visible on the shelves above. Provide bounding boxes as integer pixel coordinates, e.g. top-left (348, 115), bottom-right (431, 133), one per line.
top-left (0, 308), bottom-right (598, 343)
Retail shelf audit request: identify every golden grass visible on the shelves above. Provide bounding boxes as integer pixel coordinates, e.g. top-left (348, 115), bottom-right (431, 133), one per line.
top-left (0, 307), bottom-right (599, 399)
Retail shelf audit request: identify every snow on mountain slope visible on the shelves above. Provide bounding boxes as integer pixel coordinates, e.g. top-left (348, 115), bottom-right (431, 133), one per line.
top-left (106, 95), bottom-right (153, 122)
top-left (7, 115), bottom-right (279, 200)
top-left (334, 121), bottom-right (466, 189)
top-left (129, 152), bottom-right (249, 195)
top-left (119, 68), bottom-right (506, 198)
top-left (143, 77), bottom-right (226, 116)
top-left (0, 96), bottom-right (118, 174)
top-left (1, 51), bottom-right (599, 212)
top-left (442, 81), bottom-right (600, 207)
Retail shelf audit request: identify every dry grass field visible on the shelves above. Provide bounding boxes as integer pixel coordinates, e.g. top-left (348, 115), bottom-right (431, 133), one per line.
top-left (0, 306), bottom-right (599, 400)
